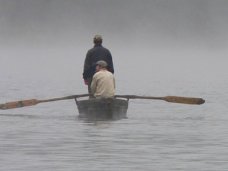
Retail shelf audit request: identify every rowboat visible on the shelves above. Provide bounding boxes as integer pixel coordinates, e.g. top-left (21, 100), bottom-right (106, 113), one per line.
top-left (75, 97), bottom-right (129, 120)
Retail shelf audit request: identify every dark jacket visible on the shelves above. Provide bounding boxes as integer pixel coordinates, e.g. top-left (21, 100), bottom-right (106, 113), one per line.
top-left (83, 45), bottom-right (114, 80)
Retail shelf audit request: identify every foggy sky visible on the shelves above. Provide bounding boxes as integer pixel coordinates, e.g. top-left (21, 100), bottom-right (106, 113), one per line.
top-left (0, 0), bottom-right (228, 49)
top-left (0, 0), bottom-right (228, 99)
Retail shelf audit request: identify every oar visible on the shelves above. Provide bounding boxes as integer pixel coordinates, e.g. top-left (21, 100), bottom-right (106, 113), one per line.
top-left (0, 94), bottom-right (205, 110)
top-left (0, 94), bottom-right (89, 110)
top-left (115, 95), bottom-right (205, 105)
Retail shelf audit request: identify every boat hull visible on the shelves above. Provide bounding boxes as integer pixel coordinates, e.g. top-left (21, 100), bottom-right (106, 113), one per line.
top-left (76, 98), bottom-right (128, 120)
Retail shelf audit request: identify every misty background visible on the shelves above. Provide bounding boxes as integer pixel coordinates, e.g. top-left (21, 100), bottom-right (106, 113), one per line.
top-left (1, 2), bottom-right (228, 170)
top-left (0, 0), bottom-right (228, 100)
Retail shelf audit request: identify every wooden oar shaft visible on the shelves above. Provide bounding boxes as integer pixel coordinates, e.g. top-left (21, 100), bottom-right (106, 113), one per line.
top-left (115, 95), bottom-right (163, 100)
top-left (38, 94), bottom-right (89, 103)
top-left (0, 94), bottom-right (89, 110)
top-left (115, 95), bottom-right (205, 105)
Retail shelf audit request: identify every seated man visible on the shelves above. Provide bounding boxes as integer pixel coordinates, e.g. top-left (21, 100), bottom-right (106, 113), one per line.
top-left (91, 60), bottom-right (115, 98)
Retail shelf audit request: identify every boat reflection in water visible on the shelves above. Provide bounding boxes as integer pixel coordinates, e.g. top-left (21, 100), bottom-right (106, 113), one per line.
top-left (75, 97), bottom-right (129, 121)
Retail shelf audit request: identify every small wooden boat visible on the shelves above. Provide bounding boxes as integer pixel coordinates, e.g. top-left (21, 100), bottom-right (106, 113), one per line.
top-left (75, 98), bottom-right (129, 120)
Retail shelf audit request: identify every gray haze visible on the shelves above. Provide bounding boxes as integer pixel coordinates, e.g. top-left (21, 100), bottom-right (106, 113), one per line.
top-left (0, 0), bottom-right (228, 95)
top-left (1, 0), bottom-right (228, 48)
top-left (1, 1), bottom-right (228, 171)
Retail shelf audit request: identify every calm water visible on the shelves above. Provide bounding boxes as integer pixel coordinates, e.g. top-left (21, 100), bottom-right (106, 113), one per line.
top-left (1, 50), bottom-right (228, 171)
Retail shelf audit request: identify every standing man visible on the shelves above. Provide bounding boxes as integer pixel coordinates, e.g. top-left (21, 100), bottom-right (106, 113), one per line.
top-left (91, 60), bottom-right (115, 98)
top-left (83, 35), bottom-right (114, 94)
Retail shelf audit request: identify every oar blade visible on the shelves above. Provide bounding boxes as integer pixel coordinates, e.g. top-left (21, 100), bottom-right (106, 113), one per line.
top-left (164, 96), bottom-right (205, 105)
top-left (0, 99), bottom-right (39, 110)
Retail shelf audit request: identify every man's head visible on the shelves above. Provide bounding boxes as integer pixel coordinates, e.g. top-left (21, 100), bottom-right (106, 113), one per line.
top-left (96, 60), bottom-right (107, 71)
top-left (93, 35), bottom-right (102, 45)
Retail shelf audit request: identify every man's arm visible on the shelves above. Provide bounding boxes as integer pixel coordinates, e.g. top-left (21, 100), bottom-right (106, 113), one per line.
top-left (113, 77), bottom-right (116, 89)
top-left (83, 51), bottom-right (92, 80)
top-left (107, 51), bottom-right (114, 74)
top-left (90, 75), bottom-right (97, 95)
